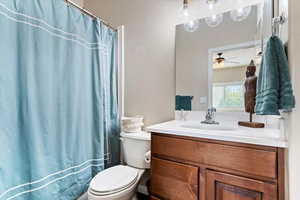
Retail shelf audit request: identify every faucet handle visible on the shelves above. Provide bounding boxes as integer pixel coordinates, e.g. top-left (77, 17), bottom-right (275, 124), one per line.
top-left (202, 107), bottom-right (219, 125)
top-left (208, 107), bottom-right (216, 113)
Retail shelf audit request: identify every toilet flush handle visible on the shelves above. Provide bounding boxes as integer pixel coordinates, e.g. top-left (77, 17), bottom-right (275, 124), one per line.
top-left (144, 151), bottom-right (151, 164)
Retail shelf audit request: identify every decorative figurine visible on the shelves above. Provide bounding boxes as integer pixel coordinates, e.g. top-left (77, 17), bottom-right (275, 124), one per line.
top-left (238, 60), bottom-right (265, 128)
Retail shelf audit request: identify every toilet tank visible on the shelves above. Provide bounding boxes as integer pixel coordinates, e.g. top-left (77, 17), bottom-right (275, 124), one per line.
top-left (121, 132), bottom-right (151, 169)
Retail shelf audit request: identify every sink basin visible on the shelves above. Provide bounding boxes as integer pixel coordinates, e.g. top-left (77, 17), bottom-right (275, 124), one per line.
top-left (182, 123), bottom-right (236, 131)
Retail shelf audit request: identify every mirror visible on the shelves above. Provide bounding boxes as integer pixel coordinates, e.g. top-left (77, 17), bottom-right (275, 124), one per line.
top-left (210, 43), bottom-right (261, 111)
top-left (175, 1), bottom-right (273, 112)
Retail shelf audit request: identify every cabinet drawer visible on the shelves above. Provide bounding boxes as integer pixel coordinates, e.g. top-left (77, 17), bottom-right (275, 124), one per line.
top-left (151, 157), bottom-right (198, 200)
top-left (152, 135), bottom-right (277, 179)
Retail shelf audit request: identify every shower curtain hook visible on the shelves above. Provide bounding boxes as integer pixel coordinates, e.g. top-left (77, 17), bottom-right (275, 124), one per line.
top-left (65, 0), bottom-right (69, 7)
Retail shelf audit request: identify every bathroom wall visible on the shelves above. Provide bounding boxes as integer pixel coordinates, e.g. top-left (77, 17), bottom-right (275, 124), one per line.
top-left (83, 0), bottom-right (180, 125)
top-left (70, 0), bottom-right (83, 7)
top-left (288, 0), bottom-right (300, 199)
top-left (273, 0), bottom-right (299, 199)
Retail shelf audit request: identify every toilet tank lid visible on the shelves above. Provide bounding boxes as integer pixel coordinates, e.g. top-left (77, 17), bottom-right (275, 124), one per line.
top-left (121, 131), bottom-right (151, 141)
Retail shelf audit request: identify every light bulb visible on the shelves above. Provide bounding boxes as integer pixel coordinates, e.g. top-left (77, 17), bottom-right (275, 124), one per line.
top-left (214, 62), bottom-right (224, 69)
top-left (230, 6), bottom-right (252, 22)
top-left (179, 1), bottom-right (190, 20)
top-left (182, 5), bottom-right (189, 17)
top-left (184, 19), bottom-right (200, 32)
top-left (207, 0), bottom-right (218, 10)
top-left (205, 13), bottom-right (223, 27)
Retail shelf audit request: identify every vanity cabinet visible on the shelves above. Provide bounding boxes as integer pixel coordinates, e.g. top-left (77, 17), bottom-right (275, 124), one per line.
top-left (150, 133), bottom-right (285, 200)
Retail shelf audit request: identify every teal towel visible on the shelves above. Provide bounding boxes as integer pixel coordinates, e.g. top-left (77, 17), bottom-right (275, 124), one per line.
top-left (176, 95), bottom-right (193, 111)
top-left (256, 36), bottom-right (295, 115)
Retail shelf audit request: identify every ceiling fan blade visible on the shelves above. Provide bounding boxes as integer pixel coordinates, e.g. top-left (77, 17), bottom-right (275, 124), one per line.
top-left (226, 56), bottom-right (238, 60)
top-left (224, 61), bottom-right (241, 64)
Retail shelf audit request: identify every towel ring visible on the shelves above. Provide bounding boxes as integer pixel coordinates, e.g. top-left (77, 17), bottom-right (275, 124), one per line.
top-left (272, 14), bottom-right (286, 36)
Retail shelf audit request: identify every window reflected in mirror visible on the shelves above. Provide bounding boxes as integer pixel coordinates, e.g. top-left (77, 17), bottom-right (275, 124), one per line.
top-left (211, 45), bottom-right (261, 111)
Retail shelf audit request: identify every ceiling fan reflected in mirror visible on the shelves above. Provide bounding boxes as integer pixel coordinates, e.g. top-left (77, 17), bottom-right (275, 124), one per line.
top-left (213, 52), bottom-right (241, 68)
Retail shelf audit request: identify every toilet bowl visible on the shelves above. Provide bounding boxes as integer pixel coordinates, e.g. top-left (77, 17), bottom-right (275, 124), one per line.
top-left (88, 165), bottom-right (144, 200)
top-left (88, 132), bottom-right (151, 200)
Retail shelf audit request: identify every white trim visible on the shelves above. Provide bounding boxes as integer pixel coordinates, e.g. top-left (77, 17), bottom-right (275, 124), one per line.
top-left (213, 81), bottom-right (244, 86)
top-left (0, 2), bottom-right (104, 46)
top-left (0, 155), bottom-right (109, 199)
top-left (6, 162), bottom-right (106, 200)
top-left (208, 40), bottom-right (261, 108)
top-left (117, 26), bottom-right (125, 117)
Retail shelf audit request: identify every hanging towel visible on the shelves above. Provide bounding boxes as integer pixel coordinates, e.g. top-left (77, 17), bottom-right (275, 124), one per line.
top-left (256, 36), bottom-right (295, 115)
top-left (176, 95), bottom-right (194, 111)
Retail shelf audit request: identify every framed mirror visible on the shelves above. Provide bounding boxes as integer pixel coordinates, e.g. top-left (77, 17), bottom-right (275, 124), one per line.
top-left (175, 1), bottom-right (273, 112)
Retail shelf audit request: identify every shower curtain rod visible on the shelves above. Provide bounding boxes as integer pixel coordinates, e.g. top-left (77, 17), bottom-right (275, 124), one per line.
top-left (64, 0), bottom-right (117, 32)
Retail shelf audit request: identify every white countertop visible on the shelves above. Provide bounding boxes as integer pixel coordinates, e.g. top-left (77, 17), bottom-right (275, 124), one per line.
top-left (146, 120), bottom-right (288, 148)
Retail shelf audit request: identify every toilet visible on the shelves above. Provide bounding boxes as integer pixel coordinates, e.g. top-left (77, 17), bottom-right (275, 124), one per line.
top-left (88, 132), bottom-right (151, 200)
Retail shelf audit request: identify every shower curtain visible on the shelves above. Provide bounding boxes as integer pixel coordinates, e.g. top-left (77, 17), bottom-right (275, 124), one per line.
top-left (0, 0), bottom-right (120, 199)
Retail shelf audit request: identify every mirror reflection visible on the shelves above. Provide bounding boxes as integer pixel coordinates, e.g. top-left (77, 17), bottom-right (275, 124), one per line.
top-left (175, 2), bottom-right (272, 111)
top-left (211, 43), bottom-right (261, 111)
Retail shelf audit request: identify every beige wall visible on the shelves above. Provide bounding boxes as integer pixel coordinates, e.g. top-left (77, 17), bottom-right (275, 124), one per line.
top-left (70, 0), bottom-right (83, 7)
top-left (288, 0), bottom-right (300, 199)
top-left (84, 0), bottom-right (181, 125)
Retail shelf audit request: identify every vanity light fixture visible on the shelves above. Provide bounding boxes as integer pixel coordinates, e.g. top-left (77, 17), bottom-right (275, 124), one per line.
top-left (230, 6), bottom-right (252, 22)
top-left (205, 13), bottom-right (223, 27)
top-left (181, 0), bottom-right (253, 32)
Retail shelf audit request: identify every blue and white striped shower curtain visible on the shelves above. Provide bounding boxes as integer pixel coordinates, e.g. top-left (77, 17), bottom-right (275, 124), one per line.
top-left (0, 0), bottom-right (120, 199)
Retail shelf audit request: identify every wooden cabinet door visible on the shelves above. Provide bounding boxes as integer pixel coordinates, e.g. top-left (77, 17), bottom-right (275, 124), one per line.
top-left (206, 170), bottom-right (277, 200)
top-left (151, 157), bottom-right (198, 200)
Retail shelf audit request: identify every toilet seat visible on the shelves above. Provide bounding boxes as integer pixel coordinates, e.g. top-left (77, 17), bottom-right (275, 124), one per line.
top-left (89, 165), bottom-right (139, 196)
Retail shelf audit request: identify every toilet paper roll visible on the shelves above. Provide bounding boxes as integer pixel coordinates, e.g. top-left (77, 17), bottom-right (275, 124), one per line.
top-left (144, 151), bottom-right (151, 164)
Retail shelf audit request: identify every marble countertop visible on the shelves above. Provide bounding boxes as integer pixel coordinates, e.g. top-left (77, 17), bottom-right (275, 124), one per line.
top-left (146, 120), bottom-right (288, 148)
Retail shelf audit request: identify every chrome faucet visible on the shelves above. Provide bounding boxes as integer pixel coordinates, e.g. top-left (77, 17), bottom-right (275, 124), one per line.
top-left (201, 108), bottom-right (219, 125)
